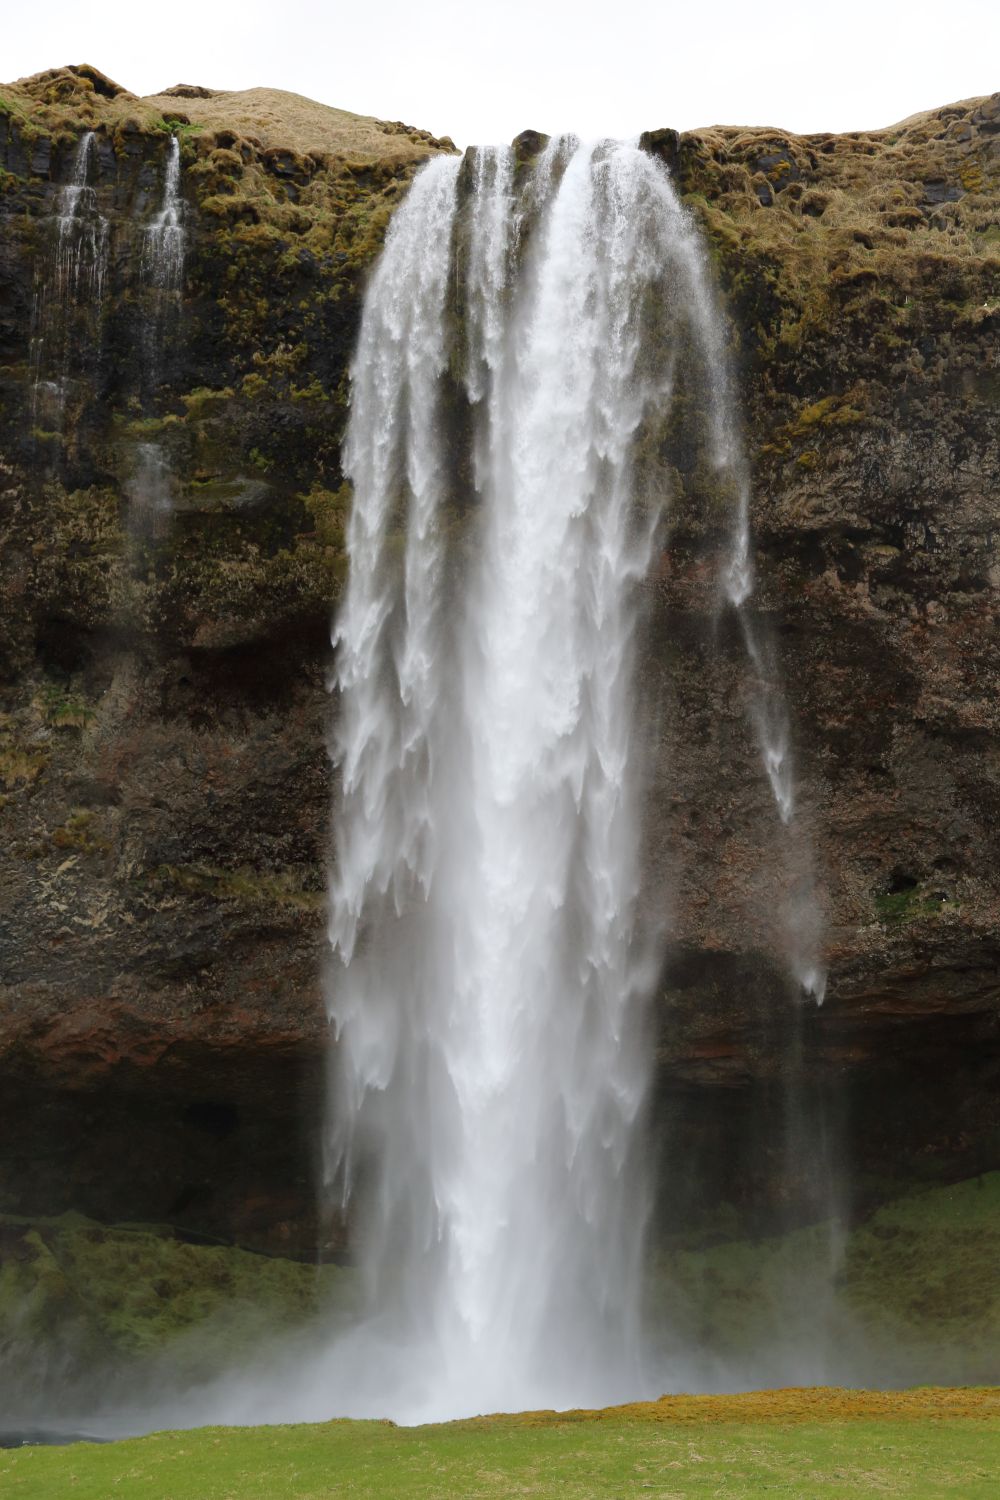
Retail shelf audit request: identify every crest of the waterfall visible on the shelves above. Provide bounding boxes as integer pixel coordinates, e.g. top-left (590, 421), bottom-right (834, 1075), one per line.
top-left (325, 140), bottom-right (715, 1422)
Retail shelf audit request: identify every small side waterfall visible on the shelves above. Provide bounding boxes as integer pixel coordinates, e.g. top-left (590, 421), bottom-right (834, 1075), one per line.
top-left (696, 295), bottom-right (827, 1002)
top-left (689, 260), bottom-right (841, 1373)
top-left (53, 131), bottom-right (111, 305)
top-left (144, 134), bottom-right (186, 291)
top-left (30, 130), bottom-right (110, 427)
top-left (130, 134), bottom-right (187, 531)
top-left (326, 140), bottom-right (726, 1422)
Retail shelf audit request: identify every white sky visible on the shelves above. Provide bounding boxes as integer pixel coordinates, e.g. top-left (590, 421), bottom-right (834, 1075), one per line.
top-left (5, 1), bottom-right (999, 147)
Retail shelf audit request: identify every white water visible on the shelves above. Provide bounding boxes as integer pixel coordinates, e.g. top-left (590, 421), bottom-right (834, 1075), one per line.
top-left (324, 139), bottom-right (728, 1422)
top-left (54, 131), bottom-right (111, 304)
top-left (694, 267), bottom-right (827, 1002)
top-left (144, 134), bottom-right (185, 291)
top-left (30, 131), bottom-right (110, 423)
top-left (134, 134), bottom-right (186, 520)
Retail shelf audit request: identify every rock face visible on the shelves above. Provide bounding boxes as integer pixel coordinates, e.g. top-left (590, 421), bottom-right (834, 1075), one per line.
top-left (0, 66), bottom-right (998, 1253)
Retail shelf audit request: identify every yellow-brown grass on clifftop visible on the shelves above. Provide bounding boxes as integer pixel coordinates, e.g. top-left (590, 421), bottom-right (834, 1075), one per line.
top-left (3, 64), bottom-right (454, 166)
top-left (141, 85), bottom-right (451, 165)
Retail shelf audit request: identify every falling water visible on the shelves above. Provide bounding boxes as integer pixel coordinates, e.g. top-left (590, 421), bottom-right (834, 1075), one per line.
top-left (53, 131), bottom-right (111, 303)
top-left (325, 139), bottom-right (727, 1422)
top-left (131, 134), bottom-right (187, 527)
top-left (30, 130), bottom-right (110, 425)
top-left (680, 197), bottom-right (839, 1374)
top-left (144, 134), bottom-right (186, 292)
top-left (689, 265), bottom-right (826, 1002)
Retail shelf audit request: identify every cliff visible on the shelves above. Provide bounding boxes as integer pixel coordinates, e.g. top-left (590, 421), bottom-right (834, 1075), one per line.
top-left (0, 64), bottom-right (998, 1255)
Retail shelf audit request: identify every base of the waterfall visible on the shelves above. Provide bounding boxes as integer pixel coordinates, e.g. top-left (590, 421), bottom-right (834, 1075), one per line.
top-left (7, 1391), bottom-right (998, 1499)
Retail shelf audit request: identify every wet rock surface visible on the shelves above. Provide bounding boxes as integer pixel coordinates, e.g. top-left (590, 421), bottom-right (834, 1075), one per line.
top-left (0, 70), bottom-right (998, 1251)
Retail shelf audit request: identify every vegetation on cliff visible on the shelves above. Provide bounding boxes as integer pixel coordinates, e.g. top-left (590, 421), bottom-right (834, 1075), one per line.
top-left (1, 1175), bottom-right (997, 1408)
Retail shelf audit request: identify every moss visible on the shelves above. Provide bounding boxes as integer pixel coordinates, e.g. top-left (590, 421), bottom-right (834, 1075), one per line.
top-left (152, 861), bottom-right (325, 913)
top-left (875, 884), bottom-right (949, 923)
top-left (0, 93), bottom-right (31, 121)
top-left (791, 394), bottom-right (867, 433)
top-left (122, 413), bottom-right (181, 437)
top-left (48, 809), bottom-right (111, 856)
top-left (0, 1213), bottom-right (355, 1388)
top-left (36, 681), bottom-right (96, 731)
top-left (0, 736), bottom-right (48, 790)
top-left (650, 1174), bottom-right (1000, 1385)
top-left (179, 386), bottom-right (235, 417)
top-left (301, 483), bottom-right (350, 549)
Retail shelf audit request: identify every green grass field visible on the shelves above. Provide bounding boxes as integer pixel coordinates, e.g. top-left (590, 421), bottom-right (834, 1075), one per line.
top-left (4, 1390), bottom-right (998, 1499)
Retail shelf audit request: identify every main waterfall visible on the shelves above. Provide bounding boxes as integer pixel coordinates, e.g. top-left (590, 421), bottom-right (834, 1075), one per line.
top-left (325, 139), bottom-right (737, 1421)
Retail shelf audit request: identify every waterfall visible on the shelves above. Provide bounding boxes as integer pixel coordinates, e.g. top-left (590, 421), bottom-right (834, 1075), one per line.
top-left (684, 216), bottom-right (838, 1371)
top-left (144, 134), bottom-right (185, 292)
top-left (53, 131), bottom-right (111, 304)
top-left (131, 134), bottom-right (186, 529)
top-left (325, 139), bottom-right (722, 1422)
top-left (690, 267), bottom-right (827, 1003)
top-left (30, 130), bottom-right (110, 426)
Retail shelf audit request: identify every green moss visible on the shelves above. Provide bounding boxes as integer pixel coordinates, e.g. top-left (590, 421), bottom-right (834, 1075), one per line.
top-left (301, 483), bottom-right (350, 548)
top-left (122, 412), bottom-right (180, 437)
top-left (791, 394), bottom-right (867, 434)
top-left (36, 680), bottom-right (96, 731)
top-left (650, 1174), bottom-right (1000, 1385)
top-left (875, 883), bottom-right (949, 923)
top-left (48, 809), bottom-right (111, 856)
top-left (179, 386), bottom-right (235, 418)
top-left (153, 861), bottom-right (325, 913)
top-left (0, 730), bottom-right (48, 789)
top-left (0, 1214), bottom-right (354, 1386)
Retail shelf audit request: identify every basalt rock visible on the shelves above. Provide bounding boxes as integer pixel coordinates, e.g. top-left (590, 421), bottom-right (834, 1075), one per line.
top-left (0, 73), bottom-right (998, 1253)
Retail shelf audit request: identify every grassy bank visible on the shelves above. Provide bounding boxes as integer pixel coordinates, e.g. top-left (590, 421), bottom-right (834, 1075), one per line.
top-left (3, 1390), bottom-right (999, 1498)
top-left (3, 1174), bottom-right (999, 1405)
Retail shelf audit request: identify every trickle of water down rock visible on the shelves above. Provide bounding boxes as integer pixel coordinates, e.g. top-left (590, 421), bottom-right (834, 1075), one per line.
top-left (144, 133), bottom-right (186, 292)
top-left (325, 138), bottom-right (826, 1422)
top-left (130, 134), bottom-right (187, 528)
top-left (29, 130), bottom-right (110, 425)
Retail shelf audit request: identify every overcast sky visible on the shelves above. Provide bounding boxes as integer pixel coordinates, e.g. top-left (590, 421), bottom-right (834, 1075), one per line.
top-left (6, 2), bottom-right (999, 146)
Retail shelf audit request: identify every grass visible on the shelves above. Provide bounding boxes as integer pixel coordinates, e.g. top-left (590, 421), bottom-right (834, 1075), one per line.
top-left (1, 66), bottom-right (451, 166)
top-left (653, 1174), bottom-right (1000, 1386)
top-left (0, 1214), bottom-right (354, 1396)
top-left (3, 1391), bottom-right (999, 1498)
top-left (4, 1176), bottom-right (998, 1406)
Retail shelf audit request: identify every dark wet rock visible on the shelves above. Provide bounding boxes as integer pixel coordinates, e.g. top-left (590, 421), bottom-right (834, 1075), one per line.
top-left (639, 127), bottom-right (680, 175)
top-left (511, 128), bottom-right (548, 163)
top-left (922, 175), bottom-right (962, 205)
